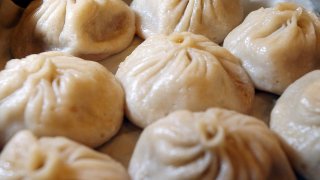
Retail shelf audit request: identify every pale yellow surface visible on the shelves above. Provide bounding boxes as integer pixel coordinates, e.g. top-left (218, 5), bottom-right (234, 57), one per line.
top-left (0, 52), bottom-right (124, 148)
top-left (224, 3), bottom-right (320, 95)
top-left (10, 0), bottom-right (135, 61)
top-left (131, 0), bottom-right (244, 43)
top-left (116, 32), bottom-right (254, 128)
top-left (129, 108), bottom-right (296, 180)
top-left (0, 130), bottom-right (130, 180)
top-left (271, 70), bottom-right (320, 180)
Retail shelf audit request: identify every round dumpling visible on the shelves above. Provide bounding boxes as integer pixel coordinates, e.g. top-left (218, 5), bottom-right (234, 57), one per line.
top-left (10, 0), bottom-right (135, 60)
top-left (129, 108), bottom-right (296, 180)
top-left (0, 51), bottom-right (124, 147)
top-left (223, 3), bottom-right (320, 95)
top-left (116, 32), bottom-right (254, 128)
top-left (270, 70), bottom-right (320, 180)
top-left (0, 130), bottom-right (129, 179)
top-left (131, 0), bottom-right (244, 43)
top-left (242, 0), bottom-right (317, 15)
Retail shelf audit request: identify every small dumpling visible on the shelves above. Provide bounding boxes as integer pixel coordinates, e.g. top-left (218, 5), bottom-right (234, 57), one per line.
top-left (241, 0), bottom-right (317, 15)
top-left (270, 70), bottom-right (320, 180)
top-left (116, 32), bottom-right (254, 128)
top-left (0, 130), bottom-right (130, 179)
top-left (223, 3), bottom-right (320, 95)
top-left (0, 51), bottom-right (124, 147)
top-left (100, 36), bottom-right (143, 74)
top-left (11, 0), bottom-right (135, 60)
top-left (131, 0), bottom-right (244, 43)
top-left (129, 108), bottom-right (296, 180)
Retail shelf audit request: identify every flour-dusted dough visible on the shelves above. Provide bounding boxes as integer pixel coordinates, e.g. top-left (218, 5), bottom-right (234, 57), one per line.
top-left (10, 0), bottom-right (135, 60)
top-left (224, 3), bottom-right (320, 95)
top-left (270, 70), bottom-right (320, 180)
top-left (129, 108), bottom-right (296, 180)
top-left (116, 32), bottom-right (254, 128)
top-left (0, 130), bottom-right (130, 180)
top-left (0, 51), bottom-right (124, 147)
top-left (131, 0), bottom-right (244, 43)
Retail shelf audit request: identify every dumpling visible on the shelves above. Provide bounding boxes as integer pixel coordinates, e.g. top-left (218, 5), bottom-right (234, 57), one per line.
top-left (0, 130), bottom-right (129, 179)
top-left (131, 0), bottom-right (244, 43)
top-left (270, 70), bottom-right (320, 180)
top-left (99, 121), bottom-right (142, 168)
top-left (0, 51), bottom-right (124, 147)
top-left (116, 32), bottom-right (254, 128)
top-left (241, 0), bottom-right (317, 15)
top-left (10, 0), bottom-right (135, 60)
top-left (129, 108), bottom-right (296, 180)
top-left (223, 3), bottom-right (320, 95)
top-left (100, 36), bottom-right (143, 74)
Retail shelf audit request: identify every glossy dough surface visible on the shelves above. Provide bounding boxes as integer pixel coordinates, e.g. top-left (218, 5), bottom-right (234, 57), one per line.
top-left (131, 0), bottom-right (244, 43)
top-left (116, 32), bottom-right (254, 128)
top-left (0, 130), bottom-right (130, 180)
top-left (11, 0), bottom-right (135, 60)
top-left (271, 70), bottom-right (320, 180)
top-left (224, 3), bottom-right (320, 94)
top-left (129, 108), bottom-right (295, 180)
top-left (0, 51), bottom-right (124, 147)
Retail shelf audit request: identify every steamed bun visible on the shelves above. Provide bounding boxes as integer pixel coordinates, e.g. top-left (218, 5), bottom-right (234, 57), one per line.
top-left (131, 0), bottom-right (244, 43)
top-left (0, 130), bottom-right (129, 180)
top-left (129, 108), bottom-right (296, 180)
top-left (0, 51), bottom-right (124, 147)
top-left (11, 0), bottom-right (135, 60)
top-left (116, 32), bottom-right (254, 128)
top-left (223, 3), bottom-right (320, 94)
top-left (271, 70), bottom-right (320, 180)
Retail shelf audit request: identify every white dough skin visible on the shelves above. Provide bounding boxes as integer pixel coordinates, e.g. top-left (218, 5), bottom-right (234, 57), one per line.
top-left (116, 32), bottom-right (254, 128)
top-left (10, 0), bottom-right (135, 61)
top-left (0, 52), bottom-right (124, 148)
top-left (224, 3), bottom-right (320, 95)
top-left (271, 70), bottom-right (320, 180)
top-left (0, 130), bottom-right (130, 180)
top-left (129, 108), bottom-right (296, 180)
top-left (131, 0), bottom-right (244, 44)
